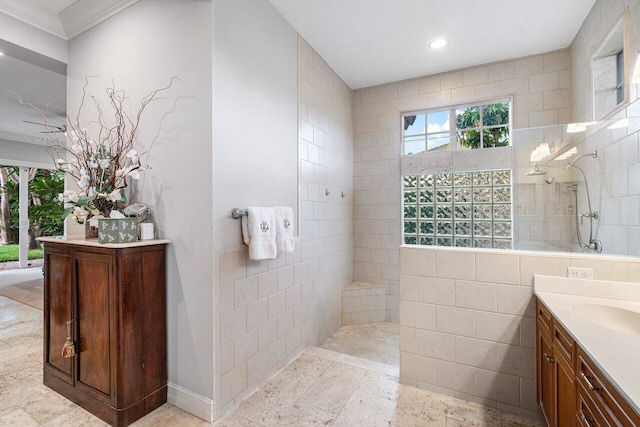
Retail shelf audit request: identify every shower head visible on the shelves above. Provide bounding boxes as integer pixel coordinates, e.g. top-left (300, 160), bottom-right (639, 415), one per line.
top-left (567, 150), bottom-right (597, 168)
top-left (526, 163), bottom-right (547, 176)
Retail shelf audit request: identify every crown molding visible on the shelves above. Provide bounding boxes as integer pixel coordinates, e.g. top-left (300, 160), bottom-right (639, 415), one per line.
top-left (59, 0), bottom-right (140, 40)
top-left (0, 0), bottom-right (66, 39)
top-left (0, 0), bottom-right (140, 41)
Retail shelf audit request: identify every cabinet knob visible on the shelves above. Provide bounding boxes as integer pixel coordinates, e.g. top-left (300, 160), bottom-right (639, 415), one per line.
top-left (61, 320), bottom-right (76, 359)
top-left (543, 352), bottom-right (556, 364)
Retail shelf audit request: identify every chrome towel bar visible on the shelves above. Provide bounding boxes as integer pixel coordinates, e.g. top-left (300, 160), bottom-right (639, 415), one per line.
top-left (231, 208), bottom-right (297, 219)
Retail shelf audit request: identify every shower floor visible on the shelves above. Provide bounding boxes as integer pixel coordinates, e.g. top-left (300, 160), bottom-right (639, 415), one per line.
top-left (320, 322), bottom-right (399, 367)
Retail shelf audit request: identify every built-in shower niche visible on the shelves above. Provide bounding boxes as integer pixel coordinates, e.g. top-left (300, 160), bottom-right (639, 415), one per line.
top-left (512, 114), bottom-right (640, 256)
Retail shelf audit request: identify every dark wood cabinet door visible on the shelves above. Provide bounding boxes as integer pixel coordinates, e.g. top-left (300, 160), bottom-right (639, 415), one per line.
top-left (74, 252), bottom-right (113, 401)
top-left (554, 346), bottom-right (575, 427)
top-left (42, 241), bottom-right (167, 426)
top-left (538, 326), bottom-right (555, 426)
top-left (44, 249), bottom-right (73, 383)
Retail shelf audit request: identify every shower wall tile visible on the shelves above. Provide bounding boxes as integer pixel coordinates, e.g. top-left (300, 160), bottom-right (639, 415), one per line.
top-left (353, 49), bottom-right (571, 322)
top-left (216, 36), bottom-right (353, 413)
top-left (399, 246), bottom-right (640, 419)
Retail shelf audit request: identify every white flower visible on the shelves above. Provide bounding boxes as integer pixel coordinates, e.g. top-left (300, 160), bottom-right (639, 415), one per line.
top-left (99, 159), bottom-right (110, 168)
top-left (71, 206), bottom-right (89, 224)
top-left (126, 150), bottom-right (138, 163)
top-left (72, 144), bottom-right (82, 153)
top-left (57, 193), bottom-right (64, 202)
top-left (88, 160), bottom-right (98, 169)
top-left (77, 179), bottom-right (89, 190)
top-left (128, 170), bottom-right (141, 180)
top-left (56, 158), bottom-right (66, 165)
top-left (107, 189), bottom-right (122, 202)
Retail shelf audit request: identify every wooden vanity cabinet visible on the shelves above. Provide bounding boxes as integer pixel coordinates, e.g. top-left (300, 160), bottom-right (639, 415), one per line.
top-left (536, 300), bottom-right (576, 427)
top-left (42, 240), bottom-right (168, 427)
top-left (536, 297), bottom-right (640, 427)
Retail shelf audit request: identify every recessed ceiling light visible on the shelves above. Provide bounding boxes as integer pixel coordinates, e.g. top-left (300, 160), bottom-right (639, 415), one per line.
top-left (0, 51), bottom-right (4, 56)
top-left (428, 37), bottom-right (449, 50)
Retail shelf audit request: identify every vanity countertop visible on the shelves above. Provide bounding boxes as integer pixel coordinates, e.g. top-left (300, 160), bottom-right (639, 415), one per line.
top-left (37, 236), bottom-right (170, 249)
top-left (534, 274), bottom-right (640, 414)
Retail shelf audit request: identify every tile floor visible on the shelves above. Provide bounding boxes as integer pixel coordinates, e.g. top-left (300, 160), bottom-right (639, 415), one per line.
top-left (0, 293), bottom-right (543, 426)
top-left (319, 322), bottom-right (399, 367)
top-left (0, 295), bottom-right (206, 426)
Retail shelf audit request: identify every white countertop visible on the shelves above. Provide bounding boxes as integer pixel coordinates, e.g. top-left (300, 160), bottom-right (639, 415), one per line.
top-left (37, 236), bottom-right (170, 249)
top-left (534, 275), bottom-right (640, 414)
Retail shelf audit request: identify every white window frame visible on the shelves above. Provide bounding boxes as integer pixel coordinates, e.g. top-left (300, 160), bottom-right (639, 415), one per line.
top-left (402, 97), bottom-right (513, 155)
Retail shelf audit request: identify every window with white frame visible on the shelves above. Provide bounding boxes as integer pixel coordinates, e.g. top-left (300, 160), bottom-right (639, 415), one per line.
top-left (402, 99), bottom-right (511, 155)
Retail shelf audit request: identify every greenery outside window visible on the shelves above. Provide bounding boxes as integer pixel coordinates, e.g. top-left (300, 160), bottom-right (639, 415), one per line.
top-left (403, 99), bottom-right (511, 155)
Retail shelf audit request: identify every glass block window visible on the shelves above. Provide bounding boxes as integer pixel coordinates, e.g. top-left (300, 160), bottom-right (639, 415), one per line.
top-left (402, 99), bottom-right (510, 155)
top-left (403, 170), bottom-right (512, 249)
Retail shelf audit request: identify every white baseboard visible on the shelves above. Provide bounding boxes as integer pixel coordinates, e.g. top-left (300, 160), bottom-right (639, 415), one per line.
top-left (167, 382), bottom-right (214, 422)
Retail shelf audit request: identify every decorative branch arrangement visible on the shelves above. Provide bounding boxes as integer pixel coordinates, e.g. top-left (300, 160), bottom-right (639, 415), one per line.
top-left (49, 76), bottom-right (178, 224)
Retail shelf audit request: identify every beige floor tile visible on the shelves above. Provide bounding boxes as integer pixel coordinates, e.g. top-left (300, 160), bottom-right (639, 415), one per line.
top-left (39, 406), bottom-right (108, 426)
top-left (320, 322), bottom-right (400, 368)
top-left (333, 390), bottom-right (396, 427)
top-left (21, 393), bottom-right (78, 424)
top-left (272, 403), bottom-right (337, 426)
top-left (132, 403), bottom-right (210, 426)
top-left (234, 369), bottom-right (317, 425)
top-left (296, 363), bottom-right (367, 415)
top-left (445, 399), bottom-right (501, 426)
top-left (357, 371), bottom-right (401, 402)
top-left (214, 413), bottom-right (264, 426)
top-left (0, 408), bottom-right (39, 426)
top-left (0, 296), bottom-right (543, 427)
top-left (500, 412), bottom-right (545, 427)
top-left (283, 353), bottom-right (336, 378)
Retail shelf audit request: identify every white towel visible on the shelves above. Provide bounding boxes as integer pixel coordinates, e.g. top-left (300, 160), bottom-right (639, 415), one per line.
top-left (273, 206), bottom-right (295, 254)
top-left (241, 207), bottom-right (277, 260)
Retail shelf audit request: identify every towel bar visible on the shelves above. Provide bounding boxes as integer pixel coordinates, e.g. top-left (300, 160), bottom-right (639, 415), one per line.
top-left (231, 208), bottom-right (297, 219)
top-left (231, 208), bottom-right (247, 219)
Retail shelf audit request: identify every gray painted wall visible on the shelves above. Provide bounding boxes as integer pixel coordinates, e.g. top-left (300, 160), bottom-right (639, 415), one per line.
top-left (67, 0), bottom-right (214, 402)
top-left (213, 0), bottom-right (298, 249)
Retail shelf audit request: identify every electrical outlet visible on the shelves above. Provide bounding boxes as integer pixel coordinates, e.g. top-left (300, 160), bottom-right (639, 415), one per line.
top-left (567, 267), bottom-right (593, 279)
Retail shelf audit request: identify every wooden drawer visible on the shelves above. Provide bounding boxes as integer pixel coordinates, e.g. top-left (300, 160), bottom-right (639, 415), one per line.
top-left (577, 348), bottom-right (640, 427)
top-left (577, 380), bottom-right (609, 426)
top-left (536, 298), bottom-right (552, 336)
top-left (553, 320), bottom-right (575, 368)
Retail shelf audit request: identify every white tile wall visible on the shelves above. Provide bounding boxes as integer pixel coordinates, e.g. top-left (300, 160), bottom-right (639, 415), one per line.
top-left (353, 50), bottom-right (572, 323)
top-left (216, 36), bottom-right (353, 415)
top-left (399, 245), bottom-right (640, 420)
top-left (342, 282), bottom-right (387, 325)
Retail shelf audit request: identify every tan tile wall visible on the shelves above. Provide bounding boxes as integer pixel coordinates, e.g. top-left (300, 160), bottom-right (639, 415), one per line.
top-left (353, 50), bottom-right (572, 322)
top-left (342, 286), bottom-right (387, 325)
top-left (216, 36), bottom-right (354, 415)
top-left (399, 245), bottom-right (640, 419)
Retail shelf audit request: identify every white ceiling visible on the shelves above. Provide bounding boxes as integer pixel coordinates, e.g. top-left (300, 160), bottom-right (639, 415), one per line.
top-left (0, 52), bottom-right (66, 144)
top-left (0, 0), bottom-right (140, 144)
top-left (269, 0), bottom-right (597, 89)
